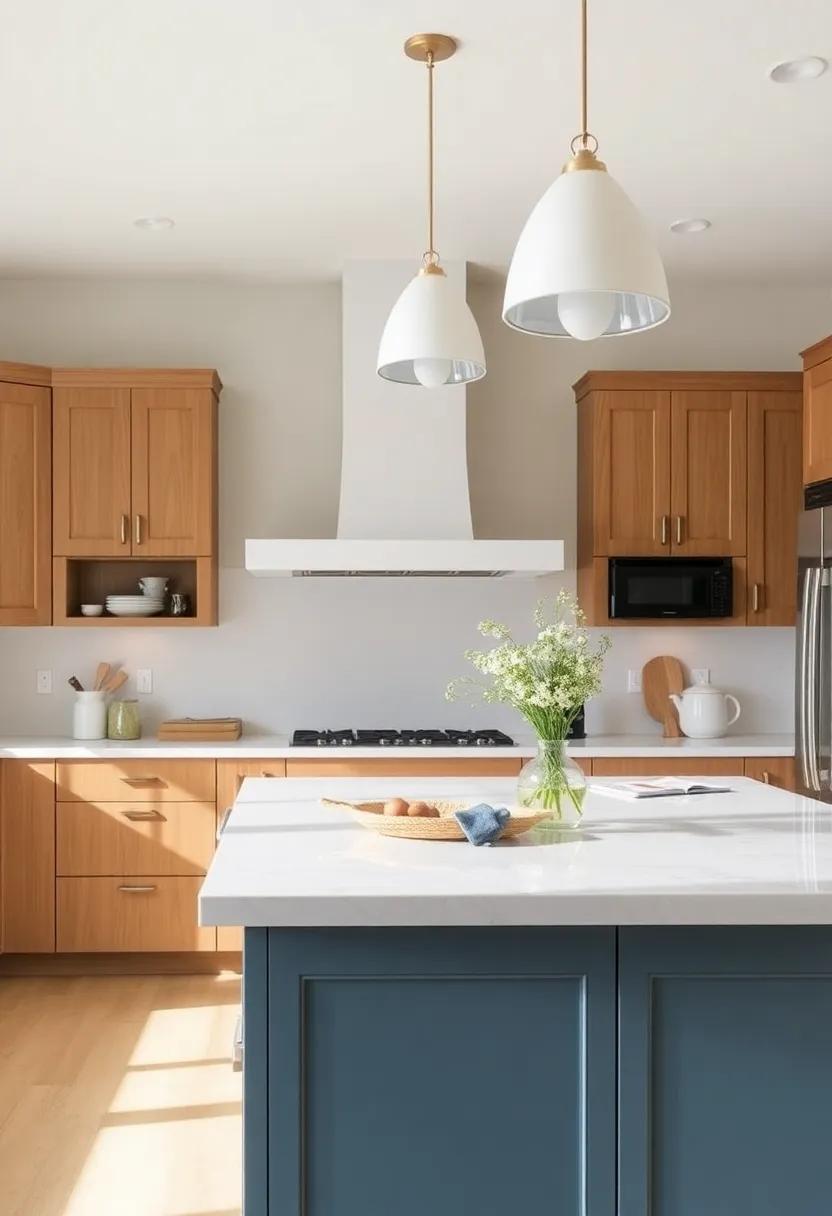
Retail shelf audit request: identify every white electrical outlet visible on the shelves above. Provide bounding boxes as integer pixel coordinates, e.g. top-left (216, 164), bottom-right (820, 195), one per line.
top-left (627, 669), bottom-right (642, 693)
top-left (136, 668), bottom-right (153, 694)
top-left (691, 668), bottom-right (710, 685)
top-left (36, 669), bottom-right (53, 694)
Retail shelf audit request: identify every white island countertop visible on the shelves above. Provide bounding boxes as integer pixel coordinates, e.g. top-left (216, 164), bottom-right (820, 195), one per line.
top-left (199, 775), bottom-right (830, 928)
top-left (0, 732), bottom-right (794, 760)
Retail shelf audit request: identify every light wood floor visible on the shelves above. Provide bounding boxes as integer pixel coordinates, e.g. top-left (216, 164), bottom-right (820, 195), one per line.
top-left (0, 973), bottom-right (242, 1216)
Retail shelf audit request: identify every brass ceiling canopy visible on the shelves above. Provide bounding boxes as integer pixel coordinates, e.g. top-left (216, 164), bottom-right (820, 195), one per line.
top-left (403, 33), bottom-right (458, 63)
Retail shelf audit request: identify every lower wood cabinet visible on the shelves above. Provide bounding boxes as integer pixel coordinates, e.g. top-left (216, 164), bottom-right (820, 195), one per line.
top-left (56, 877), bottom-right (216, 952)
top-left (285, 758), bottom-right (523, 778)
top-left (592, 757), bottom-right (745, 777)
top-left (0, 761), bottom-right (55, 952)
top-left (743, 755), bottom-right (797, 790)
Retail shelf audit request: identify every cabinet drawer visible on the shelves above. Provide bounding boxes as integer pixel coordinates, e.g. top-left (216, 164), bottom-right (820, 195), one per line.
top-left (218, 926), bottom-right (243, 951)
top-left (592, 757), bottom-right (745, 777)
top-left (285, 758), bottom-right (523, 778)
top-left (56, 759), bottom-right (215, 803)
top-left (57, 801), bottom-right (215, 876)
top-left (57, 877), bottom-right (215, 952)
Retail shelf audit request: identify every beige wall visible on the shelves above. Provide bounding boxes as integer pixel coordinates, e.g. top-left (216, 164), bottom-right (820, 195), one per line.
top-left (0, 274), bottom-right (824, 736)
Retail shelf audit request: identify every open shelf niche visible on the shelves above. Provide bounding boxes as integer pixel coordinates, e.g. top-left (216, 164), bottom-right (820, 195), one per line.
top-left (53, 557), bottom-right (217, 626)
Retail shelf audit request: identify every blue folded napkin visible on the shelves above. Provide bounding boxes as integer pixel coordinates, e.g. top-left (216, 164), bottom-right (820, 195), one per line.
top-left (453, 803), bottom-right (510, 846)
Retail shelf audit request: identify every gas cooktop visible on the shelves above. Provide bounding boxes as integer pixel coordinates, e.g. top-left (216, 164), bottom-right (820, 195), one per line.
top-left (291, 729), bottom-right (516, 748)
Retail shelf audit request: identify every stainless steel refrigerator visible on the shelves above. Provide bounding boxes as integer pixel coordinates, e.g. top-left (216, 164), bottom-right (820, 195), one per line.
top-left (796, 491), bottom-right (832, 800)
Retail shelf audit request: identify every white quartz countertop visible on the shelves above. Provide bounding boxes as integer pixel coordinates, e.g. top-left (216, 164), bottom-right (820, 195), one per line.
top-left (0, 733), bottom-right (794, 760)
top-left (199, 775), bottom-right (829, 928)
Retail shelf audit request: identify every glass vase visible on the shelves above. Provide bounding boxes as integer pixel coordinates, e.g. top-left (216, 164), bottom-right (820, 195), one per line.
top-left (107, 699), bottom-right (141, 741)
top-left (517, 739), bottom-right (587, 828)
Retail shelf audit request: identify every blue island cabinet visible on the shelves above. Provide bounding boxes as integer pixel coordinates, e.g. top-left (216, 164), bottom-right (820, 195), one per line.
top-left (243, 926), bottom-right (832, 1216)
top-left (243, 927), bottom-right (617, 1216)
top-left (619, 927), bottom-right (832, 1216)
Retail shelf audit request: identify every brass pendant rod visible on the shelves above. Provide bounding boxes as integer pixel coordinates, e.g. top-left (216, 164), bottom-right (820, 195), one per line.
top-left (580, 0), bottom-right (588, 146)
top-left (427, 49), bottom-right (436, 258)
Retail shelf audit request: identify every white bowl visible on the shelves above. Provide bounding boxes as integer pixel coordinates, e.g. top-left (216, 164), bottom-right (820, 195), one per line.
top-left (80, 604), bottom-right (104, 617)
top-left (106, 603), bottom-right (165, 617)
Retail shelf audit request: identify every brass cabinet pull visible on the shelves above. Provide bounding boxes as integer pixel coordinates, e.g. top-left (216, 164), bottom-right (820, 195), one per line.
top-left (660, 515), bottom-right (669, 545)
top-left (762, 771), bottom-right (771, 784)
top-left (753, 583), bottom-right (761, 613)
top-left (134, 514), bottom-right (143, 546)
top-left (120, 513), bottom-right (129, 545)
top-left (120, 775), bottom-right (163, 786)
top-left (121, 808), bottom-right (165, 822)
top-left (675, 516), bottom-right (683, 545)
top-left (117, 884), bottom-right (157, 893)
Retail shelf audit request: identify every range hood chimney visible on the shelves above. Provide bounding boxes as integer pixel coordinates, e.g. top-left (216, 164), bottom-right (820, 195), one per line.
top-left (245, 260), bottom-right (564, 578)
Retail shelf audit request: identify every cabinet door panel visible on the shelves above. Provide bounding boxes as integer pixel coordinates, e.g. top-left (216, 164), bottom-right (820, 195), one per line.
top-left (620, 928), bottom-right (832, 1216)
top-left (1, 761), bottom-right (56, 952)
top-left (0, 382), bottom-right (51, 623)
top-left (804, 359), bottom-right (832, 485)
top-left (131, 388), bottom-right (215, 555)
top-left (670, 391), bottom-right (746, 555)
top-left (744, 756), bottom-right (796, 790)
top-left (592, 390), bottom-right (671, 555)
top-left (53, 387), bottom-right (131, 555)
top-left (592, 757), bottom-right (744, 777)
top-left (747, 392), bottom-right (802, 624)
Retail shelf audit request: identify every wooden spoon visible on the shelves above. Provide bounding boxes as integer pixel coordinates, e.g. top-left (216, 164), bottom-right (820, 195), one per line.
top-left (642, 656), bottom-right (686, 738)
top-left (94, 662), bottom-right (111, 691)
top-left (103, 669), bottom-right (128, 695)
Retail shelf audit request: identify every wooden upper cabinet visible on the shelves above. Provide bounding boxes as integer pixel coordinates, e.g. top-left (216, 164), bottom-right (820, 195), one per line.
top-left (587, 390), bottom-right (671, 555)
top-left (131, 387), bottom-right (216, 556)
top-left (802, 336), bottom-right (832, 486)
top-left (670, 390), bottom-right (746, 556)
top-left (53, 387), bottom-right (131, 555)
top-left (0, 370), bottom-right (52, 625)
top-left (746, 391), bottom-right (802, 625)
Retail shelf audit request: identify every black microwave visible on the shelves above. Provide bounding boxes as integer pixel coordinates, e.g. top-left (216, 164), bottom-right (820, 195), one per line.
top-left (608, 557), bottom-right (733, 619)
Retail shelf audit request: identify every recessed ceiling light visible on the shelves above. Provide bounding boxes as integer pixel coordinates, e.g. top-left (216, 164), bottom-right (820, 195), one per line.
top-left (670, 218), bottom-right (712, 235)
top-left (769, 56), bottom-right (828, 83)
top-left (133, 216), bottom-right (175, 230)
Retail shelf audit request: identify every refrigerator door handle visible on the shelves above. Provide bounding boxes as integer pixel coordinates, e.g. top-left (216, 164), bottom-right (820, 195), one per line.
top-left (798, 566), bottom-right (822, 792)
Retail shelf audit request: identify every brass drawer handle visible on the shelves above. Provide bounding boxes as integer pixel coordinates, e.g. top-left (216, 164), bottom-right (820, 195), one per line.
top-left (134, 514), bottom-right (143, 545)
top-left (117, 884), bottom-right (157, 893)
top-left (120, 776), bottom-right (164, 786)
top-left (762, 771), bottom-right (771, 784)
top-left (120, 513), bottom-right (129, 545)
top-left (752, 583), bottom-right (761, 613)
top-left (660, 515), bottom-right (669, 546)
top-left (675, 515), bottom-right (683, 545)
top-left (121, 809), bottom-right (166, 822)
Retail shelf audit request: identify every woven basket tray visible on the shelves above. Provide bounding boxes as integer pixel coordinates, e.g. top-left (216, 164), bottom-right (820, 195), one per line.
top-left (321, 797), bottom-right (548, 841)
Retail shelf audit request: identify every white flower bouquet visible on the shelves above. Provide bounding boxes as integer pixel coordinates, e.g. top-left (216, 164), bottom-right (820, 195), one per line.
top-left (447, 592), bottom-right (610, 821)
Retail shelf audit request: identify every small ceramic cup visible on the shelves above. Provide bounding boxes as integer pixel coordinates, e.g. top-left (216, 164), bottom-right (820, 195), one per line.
top-left (80, 604), bottom-right (104, 617)
top-left (138, 577), bottom-right (168, 598)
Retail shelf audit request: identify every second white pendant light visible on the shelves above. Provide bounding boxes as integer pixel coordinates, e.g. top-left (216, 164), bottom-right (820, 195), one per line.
top-left (377, 34), bottom-right (485, 387)
top-left (503, 0), bottom-right (670, 340)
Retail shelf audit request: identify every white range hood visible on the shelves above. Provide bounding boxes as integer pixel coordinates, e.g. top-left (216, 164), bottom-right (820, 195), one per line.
top-left (245, 260), bottom-right (564, 579)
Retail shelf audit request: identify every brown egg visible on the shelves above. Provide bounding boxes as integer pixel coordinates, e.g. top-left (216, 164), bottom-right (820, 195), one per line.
top-left (407, 800), bottom-right (440, 818)
top-left (384, 798), bottom-right (410, 817)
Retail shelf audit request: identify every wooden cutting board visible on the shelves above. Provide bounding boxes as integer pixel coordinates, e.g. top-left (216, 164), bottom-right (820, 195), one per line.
top-left (642, 656), bottom-right (686, 738)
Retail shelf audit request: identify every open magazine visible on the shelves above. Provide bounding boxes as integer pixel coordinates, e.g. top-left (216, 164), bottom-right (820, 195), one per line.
top-left (592, 777), bottom-right (733, 801)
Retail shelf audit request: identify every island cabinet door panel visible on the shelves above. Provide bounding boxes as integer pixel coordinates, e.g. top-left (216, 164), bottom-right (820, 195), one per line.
top-left (670, 390), bottom-right (747, 556)
top-left (251, 928), bottom-right (616, 1216)
top-left (52, 387), bottom-right (132, 556)
top-left (619, 927), bottom-right (832, 1216)
top-left (131, 387), bottom-right (215, 556)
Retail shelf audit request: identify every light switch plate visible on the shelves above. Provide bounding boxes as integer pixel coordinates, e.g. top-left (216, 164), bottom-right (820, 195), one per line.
top-left (36, 669), bottom-right (52, 694)
top-left (691, 668), bottom-right (710, 685)
top-left (136, 668), bottom-right (153, 695)
top-left (627, 669), bottom-right (642, 693)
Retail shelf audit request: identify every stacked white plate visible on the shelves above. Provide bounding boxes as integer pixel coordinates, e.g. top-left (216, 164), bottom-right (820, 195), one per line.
top-left (106, 595), bottom-right (165, 617)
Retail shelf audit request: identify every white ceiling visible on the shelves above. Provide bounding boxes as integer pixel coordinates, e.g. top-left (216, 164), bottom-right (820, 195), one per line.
top-left (1, 0), bottom-right (830, 285)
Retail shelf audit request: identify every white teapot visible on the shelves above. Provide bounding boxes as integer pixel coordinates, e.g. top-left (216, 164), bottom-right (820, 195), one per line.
top-left (668, 684), bottom-right (741, 739)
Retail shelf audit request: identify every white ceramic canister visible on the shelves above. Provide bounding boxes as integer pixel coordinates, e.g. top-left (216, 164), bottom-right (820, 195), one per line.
top-left (73, 690), bottom-right (107, 740)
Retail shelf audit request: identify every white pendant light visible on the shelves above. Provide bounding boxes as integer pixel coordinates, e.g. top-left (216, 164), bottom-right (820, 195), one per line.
top-left (378, 33), bottom-right (486, 386)
top-left (503, 0), bottom-right (670, 340)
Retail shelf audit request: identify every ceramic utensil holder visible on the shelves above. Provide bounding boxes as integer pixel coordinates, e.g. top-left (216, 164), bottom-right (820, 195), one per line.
top-left (107, 699), bottom-right (141, 740)
top-left (73, 691), bottom-right (107, 740)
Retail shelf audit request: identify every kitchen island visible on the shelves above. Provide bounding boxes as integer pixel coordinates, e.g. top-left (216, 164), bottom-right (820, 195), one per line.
top-left (200, 776), bottom-right (832, 1216)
